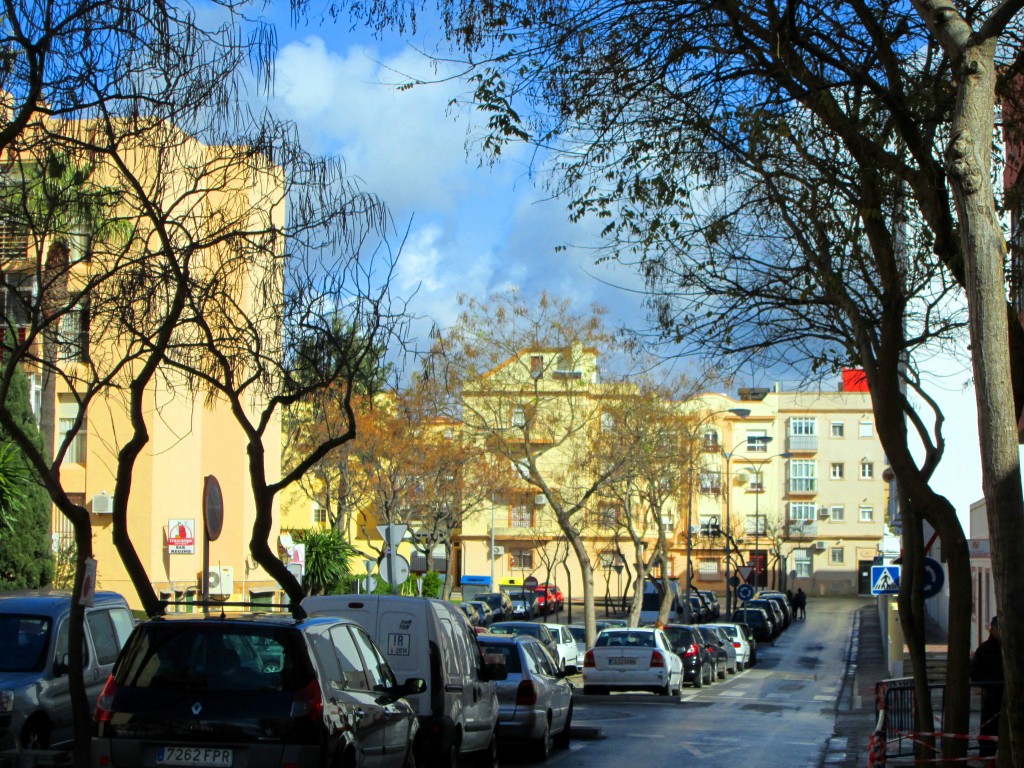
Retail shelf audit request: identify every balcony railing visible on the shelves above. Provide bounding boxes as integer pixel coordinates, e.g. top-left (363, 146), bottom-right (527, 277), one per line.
top-left (788, 478), bottom-right (818, 494)
top-left (787, 434), bottom-right (819, 452)
top-left (786, 520), bottom-right (818, 537)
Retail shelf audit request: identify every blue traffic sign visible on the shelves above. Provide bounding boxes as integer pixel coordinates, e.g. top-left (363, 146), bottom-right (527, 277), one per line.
top-left (871, 565), bottom-right (900, 595)
top-left (736, 583), bottom-right (755, 602)
top-left (922, 557), bottom-right (945, 599)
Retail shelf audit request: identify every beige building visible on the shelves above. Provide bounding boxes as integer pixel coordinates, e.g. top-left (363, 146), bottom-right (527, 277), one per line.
top-left (2, 118), bottom-right (285, 611)
top-left (456, 356), bottom-right (890, 604)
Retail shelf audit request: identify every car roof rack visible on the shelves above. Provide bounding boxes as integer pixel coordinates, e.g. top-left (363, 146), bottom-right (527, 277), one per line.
top-left (156, 599), bottom-right (307, 619)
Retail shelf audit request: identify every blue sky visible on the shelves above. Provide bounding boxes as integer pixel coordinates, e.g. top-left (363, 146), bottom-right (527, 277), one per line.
top-left (259, 6), bottom-right (984, 527)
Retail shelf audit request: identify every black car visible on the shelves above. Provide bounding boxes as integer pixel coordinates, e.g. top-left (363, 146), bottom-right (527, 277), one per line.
top-left (692, 626), bottom-right (728, 679)
top-left (698, 591), bottom-right (721, 620)
top-left (757, 591), bottom-right (793, 628)
top-left (747, 598), bottom-right (784, 637)
top-left (458, 602), bottom-right (481, 626)
top-left (92, 610), bottom-right (425, 768)
top-left (662, 624), bottom-right (715, 688)
top-left (476, 592), bottom-right (514, 622)
top-left (731, 607), bottom-right (774, 644)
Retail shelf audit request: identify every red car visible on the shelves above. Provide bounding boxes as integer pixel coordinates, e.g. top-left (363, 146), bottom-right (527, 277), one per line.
top-left (536, 583), bottom-right (564, 612)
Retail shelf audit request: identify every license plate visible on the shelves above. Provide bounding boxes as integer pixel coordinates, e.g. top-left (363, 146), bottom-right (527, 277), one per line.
top-left (608, 658), bottom-right (636, 666)
top-left (157, 747), bottom-right (233, 766)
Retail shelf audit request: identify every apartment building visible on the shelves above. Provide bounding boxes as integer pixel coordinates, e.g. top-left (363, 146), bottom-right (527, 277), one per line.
top-left (0, 119), bottom-right (285, 611)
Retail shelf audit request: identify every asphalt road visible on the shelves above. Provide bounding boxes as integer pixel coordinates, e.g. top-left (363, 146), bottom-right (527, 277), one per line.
top-left (497, 596), bottom-right (869, 768)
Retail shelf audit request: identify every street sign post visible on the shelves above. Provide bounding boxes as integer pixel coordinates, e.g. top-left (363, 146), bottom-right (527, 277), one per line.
top-left (379, 554), bottom-right (411, 587)
top-left (871, 565), bottom-right (901, 595)
top-left (377, 525), bottom-right (409, 594)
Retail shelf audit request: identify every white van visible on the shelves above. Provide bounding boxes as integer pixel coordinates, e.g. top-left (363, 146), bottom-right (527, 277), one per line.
top-left (303, 594), bottom-right (504, 767)
top-left (639, 580), bottom-right (683, 625)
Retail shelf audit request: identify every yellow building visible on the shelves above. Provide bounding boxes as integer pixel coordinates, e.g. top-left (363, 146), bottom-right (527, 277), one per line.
top-left (1, 117), bottom-right (285, 611)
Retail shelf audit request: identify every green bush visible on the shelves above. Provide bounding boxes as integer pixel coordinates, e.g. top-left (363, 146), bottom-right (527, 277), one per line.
top-left (420, 571), bottom-right (442, 597)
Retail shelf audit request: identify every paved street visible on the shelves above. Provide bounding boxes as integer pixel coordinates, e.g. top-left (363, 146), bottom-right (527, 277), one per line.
top-left (499, 596), bottom-right (875, 768)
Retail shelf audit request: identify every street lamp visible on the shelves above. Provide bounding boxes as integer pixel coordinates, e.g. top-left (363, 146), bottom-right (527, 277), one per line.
top-left (684, 407), bottom-right (749, 622)
top-left (747, 451), bottom-right (792, 589)
top-left (722, 434), bottom-right (773, 613)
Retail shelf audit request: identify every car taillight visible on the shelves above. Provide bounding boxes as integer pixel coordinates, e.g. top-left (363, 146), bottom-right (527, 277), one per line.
top-left (682, 643), bottom-right (699, 658)
top-left (94, 675), bottom-right (118, 722)
top-left (290, 679), bottom-right (324, 721)
top-left (650, 651), bottom-right (665, 668)
top-left (516, 680), bottom-right (538, 706)
top-left (584, 650), bottom-right (595, 668)
top-left (733, 642), bottom-right (741, 649)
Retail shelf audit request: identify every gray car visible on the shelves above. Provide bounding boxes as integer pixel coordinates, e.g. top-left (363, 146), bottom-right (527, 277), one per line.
top-left (0, 590), bottom-right (135, 749)
top-left (477, 634), bottom-right (573, 760)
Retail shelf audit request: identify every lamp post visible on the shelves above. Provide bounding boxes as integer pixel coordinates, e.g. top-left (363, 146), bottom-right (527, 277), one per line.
top-left (490, 494), bottom-right (496, 592)
top-left (748, 451), bottom-right (792, 589)
top-left (722, 434), bottom-right (772, 614)
top-left (684, 407), bottom-right (749, 623)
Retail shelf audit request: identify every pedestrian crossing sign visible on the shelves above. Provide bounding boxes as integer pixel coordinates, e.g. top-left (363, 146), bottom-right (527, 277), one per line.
top-left (871, 565), bottom-right (900, 595)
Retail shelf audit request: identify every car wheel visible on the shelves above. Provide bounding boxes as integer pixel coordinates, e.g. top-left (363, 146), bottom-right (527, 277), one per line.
top-left (553, 704), bottom-right (572, 750)
top-left (439, 736), bottom-right (461, 768)
top-left (737, 660), bottom-right (745, 671)
top-left (532, 718), bottom-right (552, 762)
top-left (405, 745), bottom-right (418, 768)
top-left (691, 668), bottom-right (703, 689)
top-left (717, 662), bottom-right (726, 680)
top-left (659, 682), bottom-right (671, 696)
top-left (476, 730), bottom-right (499, 768)
top-left (20, 717), bottom-right (50, 750)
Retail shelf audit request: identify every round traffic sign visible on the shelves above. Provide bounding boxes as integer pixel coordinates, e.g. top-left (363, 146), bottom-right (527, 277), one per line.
top-left (203, 475), bottom-right (224, 541)
top-left (737, 583), bottom-right (755, 602)
top-left (922, 556), bottom-right (945, 599)
top-left (523, 575), bottom-right (539, 591)
top-left (379, 554), bottom-right (411, 585)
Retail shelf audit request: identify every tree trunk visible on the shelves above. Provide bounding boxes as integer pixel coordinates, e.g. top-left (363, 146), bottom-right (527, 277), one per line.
top-left (897, 500), bottom-right (935, 758)
top-left (69, 513), bottom-right (94, 764)
top-left (946, 39), bottom-right (1023, 766)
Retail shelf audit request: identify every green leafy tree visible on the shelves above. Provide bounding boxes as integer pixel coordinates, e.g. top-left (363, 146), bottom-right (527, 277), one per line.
top-left (0, 364), bottom-right (53, 589)
top-left (420, 570), bottom-right (442, 597)
top-left (294, 528), bottom-right (359, 596)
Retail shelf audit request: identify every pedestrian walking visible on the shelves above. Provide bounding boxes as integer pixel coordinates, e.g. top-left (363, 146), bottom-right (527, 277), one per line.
top-left (970, 616), bottom-right (1003, 758)
top-left (794, 588), bottom-right (807, 620)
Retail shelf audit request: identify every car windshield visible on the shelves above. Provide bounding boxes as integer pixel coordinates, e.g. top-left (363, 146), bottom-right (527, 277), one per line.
top-left (491, 624), bottom-right (539, 639)
top-left (567, 626), bottom-right (586, 642)
top-left (0, 614), bottom-right (53, 673)
top-left (662, 627), bottom-right (694, 649)
top-left (479, 595), bottom-right (501, 608)
top-left (478, 642), bottom-right (522, 673)
top-left (115, 624), bottom-right (312, 692)
top-left (594, 631), bottom-right (655, 648)
top-left (508, 592), bottom-right (531, 601)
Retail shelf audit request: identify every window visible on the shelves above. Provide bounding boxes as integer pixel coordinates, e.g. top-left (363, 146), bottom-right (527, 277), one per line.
top-left (510, 549), bottom-right (533, 569)
top-left (831, 421), bottom-right (845, 438)
top-left (789, 460), bottom-right (817, 493)
top-left (830, 505), bottom-right (845, 522)
top-left (794, 551), bottom-right (812, 578)
top-left (830, 547), bottom-right (845, 564)
top-left (746, 430), bottom-right (769, 452)
top-left (592, 506), bottom-right (617, 528)
top-left (860, 462), bottom-right (874, 480)
top-left (859, 505), bottom-right (874, 522)
top-left (745, 467), bottom-right (764, 491)
top-left (601, 411), bottom-right (615, 432)
top-left (859, 420), bottom-right (874, 437)
top-left (58, 394), bottom-right (86, 464)
top-left (510, 506), bottom-right (533, 528)
top-left (789, 417), bottom-right (816, 436)
top-left (744, 514), bottom-right (766, 535)
top-left (85, 610), bottom-right (122, 665)
top-left (699, 559), bottom-right (719, 576)
top-left (699, 515), bottom-right (722, 536)
top-left (699, 470), bottom-right (721, 494)
top-left (789, 502), bottom-right (816, 522)
top-left (702, 429), bottom-right (720, 450)
top-left (329, 625), bottom-right (370, 690)
top-left (57, 303), bottom-right (89, 362)
top-left (599, 552), bottom-right (619, 570)
top-left (530, 355), bottom-right (543, 378)
top-left (831, 463), bottom-right (844, 479)
top-left (312, 503), bottom-right (328, 525)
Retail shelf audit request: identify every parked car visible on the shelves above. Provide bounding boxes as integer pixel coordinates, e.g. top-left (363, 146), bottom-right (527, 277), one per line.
top-left (304, 594), bottom-right (506, 767)
top-left (536, 583), bottom-right (564, 612)
top-left (507, 590), bottom-right (539, 620)
top-left (477, 634), bottom-right (573, 759)
top-left (468, 600), bottom-right (494, 627)
top-left (582, 628), bottom-right (684, 698)
top-left (661, 624), bottom-right (715, 688)
top-left (0, 590), bottom-right (134, 750)
top-left (692, 626), bottom-right (728, 679)
top-left (731, 607), bottom-right (774, 645)
top-left (477, 591), bottom-right (515, 622)
top-left (488, 621), bottom-right (559, 661)
top-left (747, 599), bottom-right (784, 638)
top-left (92, 610), bottom-right (425, 768)
top-left (703, 625), bottom-right (738, 675)
top-left (710, 622), bottom-right (752, 670)
top-left (687, 595), bottom-right (709, 623)
top-left (534, 586), bottom-right (561, 615)
top-left (565, 625), bottom-right (587, 657)
top-left (699, 591), bottom-right (721, 620)
top-left (757, 591), bottom-right (793, 628)
top-left (547, 623), bottom-right (582, 673)
top-left (458, 602), bottom-right (481, 627)
top-left (738, 623), bottom-right (758, 666)
top-left (595, 619), bottom-right (628, 631)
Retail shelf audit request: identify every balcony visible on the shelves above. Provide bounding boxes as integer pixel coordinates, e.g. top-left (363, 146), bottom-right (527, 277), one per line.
top-left (492, 523), bottom-right (561, 537)
top-left (787, 434), bottom-right (819, 452)
top-left (788, 478), bottom-right (818, 495)
top-left (786, 520), bottom-right (818, 538)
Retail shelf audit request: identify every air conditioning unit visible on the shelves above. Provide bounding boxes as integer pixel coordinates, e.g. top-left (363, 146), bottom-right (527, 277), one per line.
top-left (534, 494), bottom-right (547, 506)
top-left (818, 508), bottom-right (831, 518)
top-left (92, 493), bottom-right (114, 514)
top-left (814, 541), bottom-right (827, 551)
top-left (736, 472), bottom-right (750, 484)
top-left (492, 546), bottom-right (505, 557)
top-left (204, 566), bottom-right (234, 597)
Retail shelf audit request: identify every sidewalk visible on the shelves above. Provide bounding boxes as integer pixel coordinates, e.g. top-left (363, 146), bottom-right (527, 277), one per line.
top-left (822, 602), bottom-right (889, 768)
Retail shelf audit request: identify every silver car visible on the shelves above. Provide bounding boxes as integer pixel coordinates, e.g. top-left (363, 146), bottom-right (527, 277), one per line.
top-left (0, 590), bottom-right (135, 749)
top-left (477, 634), bottom-right (573, 760)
